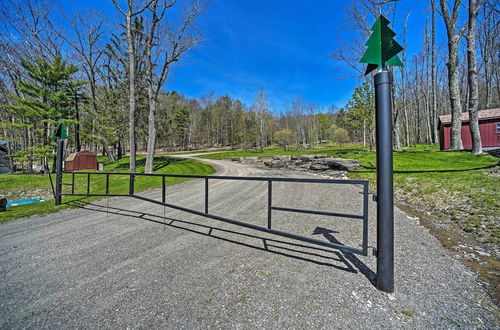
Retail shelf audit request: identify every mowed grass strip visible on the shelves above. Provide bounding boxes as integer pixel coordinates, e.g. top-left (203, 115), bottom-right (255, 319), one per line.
top-left (0, 155), bottom-right (215, 223)
top-left (198, 144), bottom-right (499, 242)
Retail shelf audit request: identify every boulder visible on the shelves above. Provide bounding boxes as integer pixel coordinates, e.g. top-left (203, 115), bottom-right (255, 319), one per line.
top-left (297, 155), bottom-right (315, 161)
top-left (314, 154), bottom-right (328, 159)
top-left (272, 156), bottom-right (291, 161)
top-left (309, 162), bottom-right (330, 171)
top-left (264, 160), bottom-right (289, 168)
top-left (326, 158), bottom-right (360, 171)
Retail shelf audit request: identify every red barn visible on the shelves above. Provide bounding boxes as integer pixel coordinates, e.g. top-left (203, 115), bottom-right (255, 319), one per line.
top-left (438, 108), bottom-right (500, 150)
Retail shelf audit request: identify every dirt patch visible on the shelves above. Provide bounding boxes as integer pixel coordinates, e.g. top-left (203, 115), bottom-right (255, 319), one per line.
top-left (3, 189), bottom-right (53, 202)
top-left (397, 203), bottom-right (500, 305)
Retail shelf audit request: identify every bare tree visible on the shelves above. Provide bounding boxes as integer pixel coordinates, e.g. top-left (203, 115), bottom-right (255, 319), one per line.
top-left (49, 12), bottom-right (111, 156)
top-left (112, 0), bottom-right (154, 173)
top-left (431, 0), bottom-right (438, 144)
top-left (467, 0), bottom-right (483, 154)
top-left (144, 0), bottom-right (208, 173)
top-left (253, 88), bottom-right (271, 152)
top-left (393, 13), bottom-right (409, 150)
top-left (439, 0), bottom-right (467, 150)
top-left (0, 0), bottom-right (61, 60)
top-left (478, 0), bottom-right (499, 108)
top-left (290, 97), bottom-right (307, 149)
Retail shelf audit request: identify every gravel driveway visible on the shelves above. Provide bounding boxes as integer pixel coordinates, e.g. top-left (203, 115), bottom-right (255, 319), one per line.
top-left (0, 157), bottom-right (498, 328)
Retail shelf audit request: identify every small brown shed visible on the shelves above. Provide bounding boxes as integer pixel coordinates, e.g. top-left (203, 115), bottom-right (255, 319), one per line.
top-left (65, 151), bottom-right (98, 171)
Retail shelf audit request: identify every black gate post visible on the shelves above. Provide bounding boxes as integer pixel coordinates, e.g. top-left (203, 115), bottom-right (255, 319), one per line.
top-left (374, 70), bottom-right (394, 293)
top-left (55, 139), bottom-right (64, 205)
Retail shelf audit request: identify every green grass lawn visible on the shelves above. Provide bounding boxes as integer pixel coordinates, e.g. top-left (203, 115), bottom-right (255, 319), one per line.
top-left (156, 147), bottom-right (231, 155)
top-left (347, 150), bottom-right (499, 242)
top-left (198, 144), bottom-right (500, 243)
top-left (0, 155), bottom-right (214, 223)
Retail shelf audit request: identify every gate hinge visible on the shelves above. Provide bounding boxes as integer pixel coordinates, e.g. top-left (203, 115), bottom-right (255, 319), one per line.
top-left (372, 193), bottom-right (377, 202)
top-left (372, 248), bottom-right (378, 256)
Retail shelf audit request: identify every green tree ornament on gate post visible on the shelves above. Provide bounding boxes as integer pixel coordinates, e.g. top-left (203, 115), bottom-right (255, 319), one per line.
top-left (360, 15), bottom-right (403, 75)
top-left (359, 15), bottom-right (403, 294)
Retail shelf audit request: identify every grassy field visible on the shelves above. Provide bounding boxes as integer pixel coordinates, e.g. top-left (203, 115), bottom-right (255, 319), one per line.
top-left (0, 155), bottom-right (214, 223)
top-left (197, 144), bottom-right (500, 244)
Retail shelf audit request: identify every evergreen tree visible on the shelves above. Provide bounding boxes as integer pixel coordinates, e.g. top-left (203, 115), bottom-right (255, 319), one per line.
top-left (174, 104), bottom-right (191, 150)
top-left (6, 56), bottom-right (85, 170)
top-left (345, 82), bottom-right (375, 149)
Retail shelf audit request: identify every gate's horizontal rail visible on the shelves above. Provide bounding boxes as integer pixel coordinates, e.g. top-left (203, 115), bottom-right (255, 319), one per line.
top-left (64, 171), bottom-right (367, 185)
top-left (271, 206), bottom-right (364, 220)
top-left (62, 193), bottom-right (130, 197)
top-left (132, 194), bottom-right (365, 255)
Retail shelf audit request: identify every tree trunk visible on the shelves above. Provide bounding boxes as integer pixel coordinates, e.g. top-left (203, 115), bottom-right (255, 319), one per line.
top-left (431, 0), bottom-right (438, 144)
top-left (117, 137), bottom-right (123, 159)
top-left (440, 0), bottom-right (465, 150)
top-left (145, 94), bottom-right (156, 173)
top-left (467, 0), bottom-right (482, 154)
top-left (75, 95), bottom-right (81, 152)
top-left (391, 69), bottom-right (401, 150)
top-left (103, 143), bottom-right (116, 163)
top-left (362, 120), bottom-right (366, 147)
top-left (447, 36), bottom-right (464, 150)
top-left (126, 6), bottom-right (136, 173)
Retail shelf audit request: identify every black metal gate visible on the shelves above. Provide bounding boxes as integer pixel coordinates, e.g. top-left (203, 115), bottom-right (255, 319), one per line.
top-left (57, 171), bottom-right (370, 256)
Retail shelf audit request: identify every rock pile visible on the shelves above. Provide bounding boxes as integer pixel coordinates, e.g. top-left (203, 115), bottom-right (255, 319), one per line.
top-left (231, 155), bottom-right (360, 179)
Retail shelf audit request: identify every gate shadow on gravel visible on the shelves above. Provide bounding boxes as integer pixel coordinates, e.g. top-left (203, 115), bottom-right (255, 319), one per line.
top-left (71, 200), bottom-right (375, 285)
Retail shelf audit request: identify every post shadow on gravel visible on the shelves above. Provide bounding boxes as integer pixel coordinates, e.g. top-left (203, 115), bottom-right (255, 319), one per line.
top-left (313, 227), bottom-right (376, 286)
top-left (71, 201), bottom-right (371, 276)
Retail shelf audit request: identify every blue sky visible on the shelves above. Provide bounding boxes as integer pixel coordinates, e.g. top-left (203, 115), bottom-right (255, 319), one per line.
top-left (67, 0), bottom-right (436, 112)
top-left (168, 1), bottom-right (351, 111)
top-left (165, 0), bottom-right (434, 111)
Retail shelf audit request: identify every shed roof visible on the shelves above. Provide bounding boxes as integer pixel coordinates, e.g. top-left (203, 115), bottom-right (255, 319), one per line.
top-left (66, 152), bottom-right (78, 162)
top-left (438, 108), bottom-right (500, 125)
top-left (65, 151), bottom-right (96, 162)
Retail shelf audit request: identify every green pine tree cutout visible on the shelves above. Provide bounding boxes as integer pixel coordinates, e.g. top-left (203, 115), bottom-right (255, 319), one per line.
top-left (360, 15), bottom-right (403, 75)
top-left (54, 122), bottom-right (68, 139)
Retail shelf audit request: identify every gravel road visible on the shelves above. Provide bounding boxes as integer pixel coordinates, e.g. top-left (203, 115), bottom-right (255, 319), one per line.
top-left (0, 156), bottom-right (498, 328)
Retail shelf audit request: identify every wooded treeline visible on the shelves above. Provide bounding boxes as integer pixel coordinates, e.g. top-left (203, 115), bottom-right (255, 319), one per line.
top-left (0, 0), bottom-right (498, 173)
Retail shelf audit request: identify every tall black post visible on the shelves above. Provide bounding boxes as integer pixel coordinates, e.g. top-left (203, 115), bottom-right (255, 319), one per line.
top-left (374, 70), bottom-right (394, 293)
top-left (55, 139), bottom-right (64, 206)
